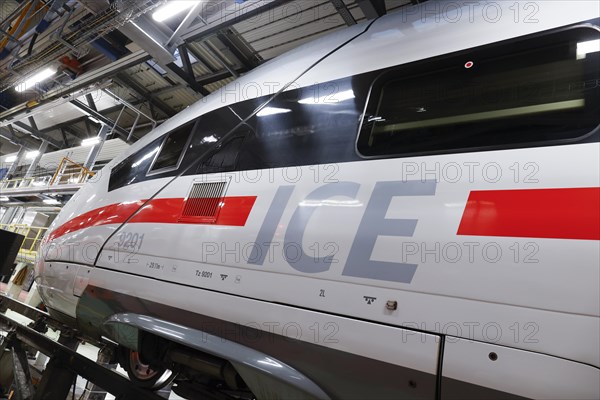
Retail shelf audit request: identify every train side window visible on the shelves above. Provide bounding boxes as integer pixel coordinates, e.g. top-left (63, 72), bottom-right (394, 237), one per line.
top-left (148, 121), bottom-right (196, 174)
top-left (198, 133), bottom-right (247, 174)
top-left (109, 138), bottom-right (163, 191)
top-left (237, 78), bottom-right (364, 170)
top-left (357, 27), bottom-right (600, 157)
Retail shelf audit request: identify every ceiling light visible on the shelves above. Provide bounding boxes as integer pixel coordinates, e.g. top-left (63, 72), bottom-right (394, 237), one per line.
top-left (0, 196), bottom-right (9, 202)
top-left (256, 107), bottom-right (292, 117)
top-left (152, 1), bottom-right (197, 22)
top-left (81, 137), bottom-right (100, 147)
top-left (43, 198), bottom-right (61, 205)
top-left (88, 116), bottom-right (101, 124)
top-left (26, 151), bottom-right (39, 160)
top-left (298, 90), bottom-right (355, 105)
top-left (5, 155), bottom-right (17, 163)
top-left (14, 67), bottom-right (56, 92)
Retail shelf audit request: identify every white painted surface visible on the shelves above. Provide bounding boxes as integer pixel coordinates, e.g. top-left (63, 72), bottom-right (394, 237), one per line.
top-left (443, 337), bottom-right (600, 399)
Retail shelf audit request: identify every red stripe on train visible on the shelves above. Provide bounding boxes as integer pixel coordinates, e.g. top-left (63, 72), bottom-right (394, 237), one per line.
top-left (48, 200), bottom-right (145, 242)
top-left (48, 196), bottom-right (256, 242)
top-left (457, 188), bottom-right (600, 240)
top-left (129, 196), bottom-right (256, 226)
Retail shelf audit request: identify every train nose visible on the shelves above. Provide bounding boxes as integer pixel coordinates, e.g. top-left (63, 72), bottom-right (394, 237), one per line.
top-left (35, 232), bottom-right (57, 278)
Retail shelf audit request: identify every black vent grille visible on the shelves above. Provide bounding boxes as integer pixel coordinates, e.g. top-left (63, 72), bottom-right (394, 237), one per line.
top-left (181, 182), bottom-right (227, 221)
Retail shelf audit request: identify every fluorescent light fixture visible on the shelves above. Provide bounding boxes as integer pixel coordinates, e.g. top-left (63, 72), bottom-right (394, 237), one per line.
top-left (298, 90), bottom-right (355, 105)
top-left (256, 107), bottom-right (292, 117)
top-left (43, 198), bottom-right (60, 205)
top-left (0, 196), bottom-right (9, 202)
top-left (14, 67), bottom-right (56, 92)
top-left (26, 151), bottom-right (39, 160)
top-left (577, 39), bottom-right (600, 60)
top-left (5, 155), bottom-right (17, 163)
top-left (88, 116), bottom-right (101, 124)
top-left (152, 1), bottom-right (197, 22)
top-left (81, 137), bottom-right (100, 147)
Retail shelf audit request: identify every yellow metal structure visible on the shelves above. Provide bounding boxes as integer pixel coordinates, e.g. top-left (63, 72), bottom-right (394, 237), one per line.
top-left (0, 157), bottom-right (94, 192)
top-left (0, 176), bottom-right (48, 190)
top-left (49, 157), bottom-right (95, 185)
top-left (0, 223), bottom-right (48, 263)
top-left (0, 0), bottom-right (48, 51)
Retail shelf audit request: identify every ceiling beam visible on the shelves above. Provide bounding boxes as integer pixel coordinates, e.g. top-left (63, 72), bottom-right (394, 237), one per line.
top-left (165, 61), bottom-right (210, 96)
top-left (329, 0), bottom-right (358, 26)
top-left (0, 126), bottom-right (35, 149)
top-left (70, 99), bottom-right (131, 140)
top-left (202, 40), bottom-right (238, 78)
top-left (38, 118), bottom-right (93, 136)
top-left (12, 120), bottom-right (63, 149)
top-left (216, 30), bottom-right (263, 69)
top-left (185, 43), bottom-right (218, 74)
top-left (179, 44), bottom-right (195, 78)
top-left (196, 67), bottom-right (248, 87)
top-left (63, 125), bottom-right (87, 140)
top-left (113, 73), bottom-right (178, 117)
top-left (0, 50), bottom-right (152, 123)
top-left (165, 1), bottom-right (203, 49)
top-left (182, 0), bottom-right (297, 43)
top-left (356, 0), bottom-right (386, 19)
top-left (85, 93), bottom-right (97, 111)
top-left (60, 128), bottom-right (70, 147)
top-left (36, 94), bottom-right (160, 137)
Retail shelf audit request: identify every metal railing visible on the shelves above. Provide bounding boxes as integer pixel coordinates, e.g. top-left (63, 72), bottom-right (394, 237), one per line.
top-left (49, 157), bottom-right (95, 185)
top-left (0, 175), bottom-right (52, 191)
top-left (0, 157), bottom-right (94, 192)
top-left (0, 223), bottom-right (48, 262)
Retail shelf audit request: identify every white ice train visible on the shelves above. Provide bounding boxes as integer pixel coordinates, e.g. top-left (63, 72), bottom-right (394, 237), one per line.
top-left (35, 1), bottom-right (599, 399)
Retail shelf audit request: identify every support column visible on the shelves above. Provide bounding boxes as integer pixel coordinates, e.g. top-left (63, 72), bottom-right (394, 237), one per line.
top-left (9, 340), bottom-right (35, 399)
top-left (83, 124), bottom-right (110, 170)
top-left (24, 140), bottom-right (49, 178)
top-left (25, 281), bottom-right (42, 307)
top-left (5, 262), bottom-right (28, 299)
top-left (79, 347), bottom-right (117, 400)
top-left (32, 356), bottom-right (77, 400)
top-left (0, 206), bottom-right (18, 224)
top-left (32, 352), bottom-right (50, 370)
top-left (57, 331), bottom-right (80, 351)
top-left (5, 145), bottom-right (26, 180)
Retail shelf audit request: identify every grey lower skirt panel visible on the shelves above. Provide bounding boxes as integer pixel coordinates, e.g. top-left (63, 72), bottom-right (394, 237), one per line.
top-left (73, 284), bottom-right (526, 400)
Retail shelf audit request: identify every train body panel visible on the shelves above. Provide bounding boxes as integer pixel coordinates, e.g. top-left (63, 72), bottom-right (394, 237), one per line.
top-left (35, 1), bottom-right (600, 398)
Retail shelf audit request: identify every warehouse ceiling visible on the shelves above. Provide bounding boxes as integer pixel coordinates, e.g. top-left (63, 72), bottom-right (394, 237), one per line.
top-left (0, 0), bottom-right (414, 157)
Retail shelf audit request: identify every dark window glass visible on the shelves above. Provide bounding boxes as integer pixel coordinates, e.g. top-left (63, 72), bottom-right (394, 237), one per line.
top-left (236, 78), bottom-right (364, 170)
top-left (149, 121), bottom-right (195, 173)
top-left (109, 138), bottom-right (162, 191)
top-left (182, 106), bottom-right (246, 176)
top-left (357, 27), bottom-right (600, 157)
top-left (198, 134), bottom-right (247, 174)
